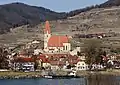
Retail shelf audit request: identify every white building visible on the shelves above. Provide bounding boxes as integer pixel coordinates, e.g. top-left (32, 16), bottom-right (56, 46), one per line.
top-left (70, 47), bottom-right (81, 56)
top-left (44, 21), bottom-right (71, 53)
top-left (91, 64), bottom-right (104, 70)
top-left (76, 61), bottom-right (89, 70)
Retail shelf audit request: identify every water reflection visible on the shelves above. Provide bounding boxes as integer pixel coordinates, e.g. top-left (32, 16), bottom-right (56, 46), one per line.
top-left (87, 74), bottom-right (120, 85)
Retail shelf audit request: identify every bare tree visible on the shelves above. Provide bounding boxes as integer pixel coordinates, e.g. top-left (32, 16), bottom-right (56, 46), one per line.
top-left (82, 39), bottom-right (104, 70)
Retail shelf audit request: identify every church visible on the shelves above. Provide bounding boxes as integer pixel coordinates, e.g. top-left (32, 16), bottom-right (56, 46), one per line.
top-left (44, 21), bottom-right (71, 53)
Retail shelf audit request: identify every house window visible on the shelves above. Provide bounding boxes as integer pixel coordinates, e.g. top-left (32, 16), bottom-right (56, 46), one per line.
top-left (66, 46), bottom-right (67, 50)
top-left (81, 67), bottom-right (82, 69)
top-left (58, 49), bottom-right (60, 52)
top-left (63, 46), bottom-right (65, 50)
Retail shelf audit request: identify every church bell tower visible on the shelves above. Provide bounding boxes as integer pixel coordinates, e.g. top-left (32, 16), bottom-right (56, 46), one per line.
top-left (44, 21), bottom-right (51, 52)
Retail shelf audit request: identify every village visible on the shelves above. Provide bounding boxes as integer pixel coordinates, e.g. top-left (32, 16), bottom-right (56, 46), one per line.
top-left (0, 21), bottom-right (120, 75)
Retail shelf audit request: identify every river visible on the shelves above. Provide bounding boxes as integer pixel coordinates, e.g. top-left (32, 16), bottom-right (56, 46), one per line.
top-left (0, 75), bottom-right (120, 85)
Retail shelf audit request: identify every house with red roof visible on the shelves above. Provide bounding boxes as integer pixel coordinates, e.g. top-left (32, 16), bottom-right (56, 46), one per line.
top-left (43, 54), bottom-right (80, 70)
top-left (44, 21), bottom-right (71, 53)
top-left (37, 54), bottom-right (50, 68)
top-left (13, 57), bottom-right (35, 72)
top-left (13, 54), bottom-right (50, 71)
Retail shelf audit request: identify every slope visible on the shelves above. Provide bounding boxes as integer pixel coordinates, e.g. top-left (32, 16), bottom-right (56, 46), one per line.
top-left (0, 2), bottom-right (66, 34)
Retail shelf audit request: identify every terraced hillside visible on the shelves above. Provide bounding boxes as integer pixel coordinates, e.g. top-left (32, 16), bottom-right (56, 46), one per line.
top-left (1, 6), bottom-right (120, 51)
top-left (48, 6), bottom-right (120, 49)
top-left (49, 6), bottom-right (120, 34)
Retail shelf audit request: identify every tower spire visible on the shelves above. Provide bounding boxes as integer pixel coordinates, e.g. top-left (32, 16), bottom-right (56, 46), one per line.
top-left (44, 21), bottom-right (51, 34)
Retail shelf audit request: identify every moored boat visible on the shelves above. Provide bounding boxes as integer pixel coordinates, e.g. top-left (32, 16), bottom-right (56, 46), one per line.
top-left (44, 75), bottom-right (53, 79)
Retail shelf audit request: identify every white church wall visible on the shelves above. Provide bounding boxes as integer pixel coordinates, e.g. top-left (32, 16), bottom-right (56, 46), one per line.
top-left (63, 43), bottom-right (71, 52)
top-left (43, 21), bottom-right (71, 53)
top-left (48, 47), bottom-right (64, 53)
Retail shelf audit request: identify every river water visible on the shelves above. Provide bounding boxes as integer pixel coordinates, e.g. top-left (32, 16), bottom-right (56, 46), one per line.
top-left (0, 75), bottom-right (120, 85)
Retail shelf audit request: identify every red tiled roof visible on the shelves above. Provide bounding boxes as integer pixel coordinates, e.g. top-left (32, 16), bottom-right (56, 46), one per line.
top-left (44, 54), bottom-right (78, 59)
top-left (14, 54), bottom-right (49, 63)
top-left (49, 61), bottom-right (66, 66)
top-left (44, 21), bottom-right (51, 34)
top-left (44, 54), bottom-right (79, 66)
top-left (45, 54), bottom-right (69, 58)
top-left (68, 59), bottom-right (80, 65)
top-left (14, 57), bottom-right (34, 62)
top-left (48, 35), bottom-right (69, 47)
top-left (38, 55), bottom-right (49, 63)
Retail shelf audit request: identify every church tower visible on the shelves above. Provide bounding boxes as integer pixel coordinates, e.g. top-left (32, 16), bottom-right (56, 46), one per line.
top-left (44, 21), bottom-right (51, 52)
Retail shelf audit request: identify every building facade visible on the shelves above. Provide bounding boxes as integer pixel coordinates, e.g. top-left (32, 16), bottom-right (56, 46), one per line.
top-left (44, 21), bottom-right (71, 53)
top-left (76, 61), bottom-right (89, 70)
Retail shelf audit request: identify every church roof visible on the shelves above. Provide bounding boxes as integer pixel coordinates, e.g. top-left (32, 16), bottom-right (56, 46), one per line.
top-left (44, 21), bottom-right (51, 34)
top-left (48, 35), bottom-right (69, 47)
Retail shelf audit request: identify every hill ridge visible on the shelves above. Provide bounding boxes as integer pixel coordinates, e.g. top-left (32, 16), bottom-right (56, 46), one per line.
top-left (0, 2), bottom-right (67, 34)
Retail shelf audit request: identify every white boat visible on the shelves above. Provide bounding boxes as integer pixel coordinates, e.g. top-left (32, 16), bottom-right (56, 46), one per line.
top-left (44, 75), bottom-right (53, 79)
top-left (68, 70), bottom-right (77, 76)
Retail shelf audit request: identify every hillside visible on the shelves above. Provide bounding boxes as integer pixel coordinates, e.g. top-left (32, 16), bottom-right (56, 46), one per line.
top-left (100, 0), bottom-right (120, 7)
top-left (0, 2), bottom-right (66, 34)
top-left (68, 0), bottom-right (120, 17)
top-left (1, 6), bottom-right (120, 49)
top-left (0, 0), bottom-right (120, 34)
top-left (1, 0), bottom-right (120, 50)
top-left (47, 6), bottom-right (120, 50)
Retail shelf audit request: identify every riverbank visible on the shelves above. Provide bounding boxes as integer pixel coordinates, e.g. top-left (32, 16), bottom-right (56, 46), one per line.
top-left (0, 71), bottom-right (42, 79)
top-left (0, 69), bottom-right (120, 79)
top-left (77, 69), bottom-right (120, 77)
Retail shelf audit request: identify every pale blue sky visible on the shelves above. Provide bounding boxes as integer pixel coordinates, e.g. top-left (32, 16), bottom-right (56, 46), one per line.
top-left (0, 0), bottom-right (108, 12)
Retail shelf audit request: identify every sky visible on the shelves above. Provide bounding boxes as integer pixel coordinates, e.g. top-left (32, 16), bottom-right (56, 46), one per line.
top-left (0, 0), bottom-right (108, 12)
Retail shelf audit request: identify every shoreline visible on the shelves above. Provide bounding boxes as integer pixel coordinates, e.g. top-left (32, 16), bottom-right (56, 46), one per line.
top-left (77, 69), bottom-right (120, 77)
top-left (0, 72), bottom-right (42, 80)
top-left (0, 70), bottom-right (120, 80)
